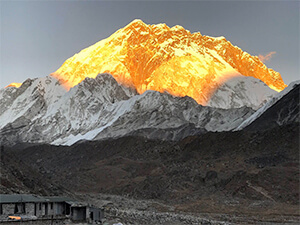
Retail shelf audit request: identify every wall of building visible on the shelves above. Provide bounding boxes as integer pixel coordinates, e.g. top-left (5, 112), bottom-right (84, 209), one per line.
top-left (71, 207), bottom-right (86, 221)
top-left (1, 204), bottom-right (14, 215)
top-left (34, 203), bottom-right (43, 217)
top-left (0, 202), bottom-right (103, 224)
top-left (55, 203), bottom-right (66, 216)
top-left (34, 202), bottom-right (67, 217)
top-left (1, 203), bottom-right (35, 215)
top-left (1, 203), bottom-right (60, 217)
top-left (25, 203), bottom-right (35, 215)
top-left (88, 207), bottom-right (103, 222)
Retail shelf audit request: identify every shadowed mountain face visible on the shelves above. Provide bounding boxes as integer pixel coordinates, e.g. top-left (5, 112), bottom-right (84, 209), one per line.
top-left (236, 81), bottom-right (300, 131)
top-left (0, 145), bottom-right (65, 196)
top-left (244, 84), bottom-right (299, 131)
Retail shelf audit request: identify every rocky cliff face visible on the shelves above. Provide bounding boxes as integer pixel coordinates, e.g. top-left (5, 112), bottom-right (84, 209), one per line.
top-left (51, 19), bottom-right (286, 105)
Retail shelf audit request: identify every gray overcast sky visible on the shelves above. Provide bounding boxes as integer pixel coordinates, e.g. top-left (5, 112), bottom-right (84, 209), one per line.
top-left (1, 0), bottom-right (299, 88)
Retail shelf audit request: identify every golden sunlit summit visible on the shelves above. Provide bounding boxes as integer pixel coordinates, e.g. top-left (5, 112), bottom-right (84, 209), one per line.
top-left (51, 19), bottom-right (286, 105)
top-left (5, 82), bottom-right (22, 88)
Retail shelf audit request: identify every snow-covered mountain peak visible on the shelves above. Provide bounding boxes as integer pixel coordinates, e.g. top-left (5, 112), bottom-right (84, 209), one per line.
top-left (0, 76), bottom-right (66, 129)
top-left (51, 20), bottom-right (286, 105)
top-left (207, 76), bottom-right (276, 110)
top-left (67, 73), bottom-right (138, 103)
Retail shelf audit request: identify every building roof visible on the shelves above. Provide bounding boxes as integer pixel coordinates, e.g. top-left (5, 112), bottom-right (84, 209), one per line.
top-left (0, 195), bottom-right (42, 203)
top-left (45, 196), bottom-right (74, 202)
top-left (0, 194), bottom-right (74, 204)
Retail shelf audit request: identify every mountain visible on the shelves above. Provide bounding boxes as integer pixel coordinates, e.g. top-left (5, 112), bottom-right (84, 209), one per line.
top-left (207, 76), bottom-right (276, 110)
top-left (0, 76), bottom-right (66, 129)
top-left (5, 82), bottom-right (22, 88)
top-left (0, 20), bottom-right (290, 146)
top-left (1, 20), bottom-right (298, 224)
top-left (237, 80), bottom-right (300, 131)
top-left (0, 74), bottom-right (255, 146)
top-left (51, 19), bottom-right (286, 105)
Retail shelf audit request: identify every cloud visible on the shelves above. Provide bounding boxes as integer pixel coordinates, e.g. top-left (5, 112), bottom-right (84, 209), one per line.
top-left (258, 51), bottom-right (276, 63)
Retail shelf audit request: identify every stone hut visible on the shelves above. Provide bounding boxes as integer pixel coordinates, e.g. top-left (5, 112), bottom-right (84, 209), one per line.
top-left (0, 194), bottom-right (103, 223)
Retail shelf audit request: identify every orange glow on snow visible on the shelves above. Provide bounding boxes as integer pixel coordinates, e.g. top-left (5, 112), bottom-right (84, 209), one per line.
top-left (5, 82), bottom-right (22, 88)
top-left (50, 19), bottom-right (286, 105)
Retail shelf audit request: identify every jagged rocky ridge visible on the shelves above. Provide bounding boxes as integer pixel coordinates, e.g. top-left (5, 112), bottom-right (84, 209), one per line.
top-left (0, 73), bottom-right (273, 146)
top-left (1, 73), bottom-right (296, 147)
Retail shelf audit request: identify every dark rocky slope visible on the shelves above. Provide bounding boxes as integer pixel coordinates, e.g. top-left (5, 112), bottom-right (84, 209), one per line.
top-left (244, 84), bottom-right (299, 131)
top-left (2, 123), bottom-right (299, 218)
top-left (0, 146), bottom-right (65, 195)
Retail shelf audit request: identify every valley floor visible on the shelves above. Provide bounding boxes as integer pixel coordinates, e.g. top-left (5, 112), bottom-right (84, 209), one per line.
top-left (75, 193), bottom-right (299, 225)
